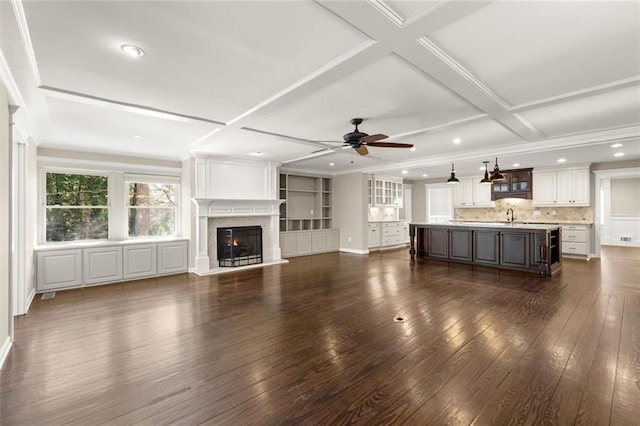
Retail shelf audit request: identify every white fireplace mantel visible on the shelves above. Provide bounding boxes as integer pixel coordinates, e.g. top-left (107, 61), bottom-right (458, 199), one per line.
top-left (191, 198), bottom-right (285, 275)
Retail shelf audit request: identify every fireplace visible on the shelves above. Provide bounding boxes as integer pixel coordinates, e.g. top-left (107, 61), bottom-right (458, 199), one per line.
top-left (216, 226), bottom-right (263, 267)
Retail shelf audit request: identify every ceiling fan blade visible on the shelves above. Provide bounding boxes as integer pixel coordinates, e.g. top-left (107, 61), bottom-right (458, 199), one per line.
top-left (360, 133), bottom-right (388, 143)
top-left (364, 141), bottom-right (414, 148)
top-left (354, 145), bottom-right (369, 156)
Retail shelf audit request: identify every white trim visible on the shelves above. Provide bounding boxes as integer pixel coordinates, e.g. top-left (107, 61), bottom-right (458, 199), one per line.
top-left (189, 259), bottom-right (289, 276)
top-left (417, 37), bottom-right (511, 110)
top-left (367, 0), bottom-right (404, 27)
top-left (11, 0), bottom-right (41, 86)
top-left (0, 336), bottom-right (12, 370)
top-left (339, 248), bottom-right (370, 255)
top-left (24, 288), bottom-right (36, 315)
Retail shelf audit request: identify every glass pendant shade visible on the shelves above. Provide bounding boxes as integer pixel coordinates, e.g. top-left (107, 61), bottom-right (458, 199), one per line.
top-left (447, 163), bottom-right (460, 184)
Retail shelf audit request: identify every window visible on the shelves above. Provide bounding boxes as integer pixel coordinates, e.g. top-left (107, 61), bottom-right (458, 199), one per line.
top-left (45, 172), bottom-right (109, 242)
top-left (127, 178), bottom-right (177, 237)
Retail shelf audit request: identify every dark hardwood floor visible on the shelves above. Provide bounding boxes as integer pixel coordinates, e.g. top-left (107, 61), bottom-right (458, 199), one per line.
top-left (2, 246), bottom-right (639, 425)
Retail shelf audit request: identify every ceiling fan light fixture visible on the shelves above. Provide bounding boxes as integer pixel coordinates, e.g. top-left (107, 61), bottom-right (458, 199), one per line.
top-left (447, 163), bottom-right (460, 184)
top-left (480, 161), bottom-right (492, 184)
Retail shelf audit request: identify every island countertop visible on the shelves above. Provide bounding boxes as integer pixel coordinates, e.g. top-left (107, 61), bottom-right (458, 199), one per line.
top-left (409, 222), bottom-right (561, 231)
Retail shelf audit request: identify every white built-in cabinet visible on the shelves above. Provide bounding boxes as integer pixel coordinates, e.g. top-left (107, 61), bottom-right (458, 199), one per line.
top-left (562, 224), bottom-right (591, 259)
top-left (368, 175), bottom-right (403, 207)
top-left (453, 178), bottom-right (494, 208)
top-left (279, 171), bottom-right (339, 257)
top-left (36, 239), bottom-right (188, 292)
top-left (368, 222), bottom-right (409, 249)
top-left (533, 167), bottom-right (591, 206)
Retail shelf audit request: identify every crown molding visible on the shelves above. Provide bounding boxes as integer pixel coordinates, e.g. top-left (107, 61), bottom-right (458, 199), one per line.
top-left (403, 1), bottom-right (448, 27)
top-left (226, 39), bottom-right (378, 127)
top-left (417, 36), bottom-right (511, 110)
top-left (366, 0), bottom-right (404, 28)
top-left (0, 47), bottom-right (35, 140)
top-left (508, 76), bottom-right (640, 113)
top-left (11, 0), bottom-right (41, 87)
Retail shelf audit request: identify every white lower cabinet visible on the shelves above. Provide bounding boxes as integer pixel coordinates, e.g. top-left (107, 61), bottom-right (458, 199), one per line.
top-left (124, 244), bottom-right (157, 279)
top-left (36, 249), bottom-right (82, 291)
top-left (84, 246), bottom-right (123, 286)
top-left (561, 225), bottom-right (590, 259)
top-left (158, 241), bottom-right (188, 275)
top-left (279, 229), bottom-right (340, 257)
top-left (369, 222), bottom-right (410, 249)
top-left (36, 239), bottom-right (189, 292)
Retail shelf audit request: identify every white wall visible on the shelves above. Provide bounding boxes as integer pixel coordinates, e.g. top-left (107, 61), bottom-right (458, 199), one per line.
top-left (333, 172), bottom-right (367, 253)
top-left (611, 178), bottom-right (640, 215)
top-left (1, 83), bottom-right (12, 367)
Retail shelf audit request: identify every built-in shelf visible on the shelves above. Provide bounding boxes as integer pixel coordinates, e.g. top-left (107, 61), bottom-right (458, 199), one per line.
top-left (279, 173), bottom-right (333, 232)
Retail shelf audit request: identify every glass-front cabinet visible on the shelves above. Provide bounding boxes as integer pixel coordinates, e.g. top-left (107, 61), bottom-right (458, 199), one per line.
top-left (369, 175), bottom-right (403, 206)
top-left (491, 168), bottom-right (533, 200)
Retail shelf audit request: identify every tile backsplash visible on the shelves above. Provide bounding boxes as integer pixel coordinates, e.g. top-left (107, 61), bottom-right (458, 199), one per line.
top-left (454, 199), bottom-right (593, 224)
top-left (369, 207), bottom-right (399, 221)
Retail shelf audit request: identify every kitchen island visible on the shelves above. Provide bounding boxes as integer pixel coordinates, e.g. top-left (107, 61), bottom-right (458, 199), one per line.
top-left (409, 222), bottom-right (562, 275)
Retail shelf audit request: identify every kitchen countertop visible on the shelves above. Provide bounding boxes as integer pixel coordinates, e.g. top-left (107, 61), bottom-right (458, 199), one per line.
top-left (410, 222), bottom-right (561, 231)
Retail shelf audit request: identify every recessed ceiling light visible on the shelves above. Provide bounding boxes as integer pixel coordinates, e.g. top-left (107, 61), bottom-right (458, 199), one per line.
top-left (250, 152), bottom-right (263, 156)
top-left (512, 163), bottom-right (520, 167)
top-left (479, 166), bottom-right (485, 171)
top-left (453, 138), bottom-right (461, 144)
top-left (422, 174), bottom-right (428, 177)
top-left (329, 162), bottom-right (335, 166)
top-left (611, 143), bottom-right (623, 148)
top-left (133, 135), bottom-right (143, 139)
top-left (410, 147), bottom-right (416, 151)
top-left (121, 44), bottom-right (145, 57)
top-left (614, 152), bottom-right (625, 157)
top-left (401, 170), bottom-right (408, 174)
top-left (557, 158), bottom-right (566, 163)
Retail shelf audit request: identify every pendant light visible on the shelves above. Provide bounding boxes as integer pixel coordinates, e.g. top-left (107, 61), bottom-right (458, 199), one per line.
top-left (490, 157), bottom-right (505, 181)
top-left (446, 163), bottom-right (460, 184)
top-left (480, 161), bottom-right (492, 184)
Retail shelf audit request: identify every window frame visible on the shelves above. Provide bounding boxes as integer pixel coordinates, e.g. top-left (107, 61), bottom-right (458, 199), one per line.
top-left (40, 168), bottom-right (112, 244)
top-left (124, 174), bottom-right (181, 239)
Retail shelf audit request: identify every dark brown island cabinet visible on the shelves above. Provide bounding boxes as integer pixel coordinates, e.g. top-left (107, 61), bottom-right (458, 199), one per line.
top-left (409, 223), bottom-right (562, 275)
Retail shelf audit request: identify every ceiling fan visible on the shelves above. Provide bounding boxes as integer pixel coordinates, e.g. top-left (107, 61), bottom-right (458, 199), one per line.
top-left (314, 118), bottom-right (414, 156)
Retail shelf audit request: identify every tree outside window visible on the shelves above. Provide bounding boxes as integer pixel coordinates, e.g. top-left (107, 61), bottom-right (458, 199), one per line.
top-left (45, 173), bottom-right (109, 241)
top-left (128, 182), bottom-right (176, 237)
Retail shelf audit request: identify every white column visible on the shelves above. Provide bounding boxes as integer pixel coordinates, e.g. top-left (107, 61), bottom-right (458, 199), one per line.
top-left (194, 215), bottom-right (210, 273)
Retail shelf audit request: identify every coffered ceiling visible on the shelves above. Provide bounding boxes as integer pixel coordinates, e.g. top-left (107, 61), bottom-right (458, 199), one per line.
top-left (1, 0), bottom-right (638, 180)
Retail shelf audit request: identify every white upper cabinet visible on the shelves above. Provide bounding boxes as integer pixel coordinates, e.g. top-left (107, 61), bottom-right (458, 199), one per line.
top-left (369, 175), bottom-right (403, 207)
top-left (454, 178), bottom-right (494, 208)
top-left (533, 167), bottom-right (591, 206)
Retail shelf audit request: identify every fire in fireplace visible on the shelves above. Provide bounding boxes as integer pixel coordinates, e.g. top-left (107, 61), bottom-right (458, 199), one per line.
top-left (216, 226), bottom-right (263, 267)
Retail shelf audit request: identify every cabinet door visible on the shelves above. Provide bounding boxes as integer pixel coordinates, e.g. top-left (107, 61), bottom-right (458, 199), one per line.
top-left (124, 244), bottom-right (157, 279)
top-left (37, 249), bottom-right (83, 291)
top-left (296, 232), bottom-right (312, 255)
top-left (555, 170), bottom-right (573, 205)
top-left (454, 179), bottom-right (473, 207)
top-left (280, 233), bottom-right (297, 257)
top-left (449, 229), bottom-right (472, 261)
top-left (428, 228), bottom-right (449, 258)
top-left (158, 241), bottom-right (188, 275)
top-left (532, 171), bottom-right (557, 205)
top-left (500, 232), bottom-right (530, 268)
top-left (369, 225), bottom-right (382, 248)
top-left (400, 225), bottom-right (409, 243)
top-left (312, 231), bottom-right (326, 252)
top-left (325, 229), bottom-right (339, 251)
top-left (473, 231), bottom-right (499, 265)
top-left (84, 246), bottom-right (123, 285)
top-left (473, 179), bottom-right (493, 206)
top-left (570, 169), bottom-right (590, 205)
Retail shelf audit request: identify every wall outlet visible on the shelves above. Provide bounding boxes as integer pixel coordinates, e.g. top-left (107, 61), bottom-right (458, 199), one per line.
top-left (310, 209), bottom-right (314, 216)
top-left (533, 210), bottom-right (541, 216)
top-left (551, 210), bottom-right (556, 215)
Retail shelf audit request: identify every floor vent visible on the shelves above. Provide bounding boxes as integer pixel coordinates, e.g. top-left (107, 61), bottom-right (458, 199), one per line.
top-left (393, 315), bottom-right (406, 323)
top-left (620, 236), bottom-right (633, 242)
top-left (41, 292), bottom-right (56, 300)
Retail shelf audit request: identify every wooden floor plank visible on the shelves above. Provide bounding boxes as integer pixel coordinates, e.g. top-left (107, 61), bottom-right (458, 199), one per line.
top-left (0, 247), bottom-right (638, 425)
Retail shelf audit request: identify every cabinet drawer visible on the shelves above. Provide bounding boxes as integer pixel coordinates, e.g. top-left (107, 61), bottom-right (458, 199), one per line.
top-left (382, 237), bottom-right (403, 246)
top-left (563, 229), bottom-right (586, 243)
top-left (383, 228), bottom-right (401, 236)
top-left (382, 222), bottom-right (400, 227)
top-left (563, 242), bottom-right (587, 255)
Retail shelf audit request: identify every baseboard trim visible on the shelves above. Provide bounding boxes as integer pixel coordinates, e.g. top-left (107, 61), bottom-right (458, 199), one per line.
top-left (339, 248), bottom-right (369, 255)
top-left (0, 335), bottom-right (12, 370)
top-left (24, 288), bottom-right (36, 315)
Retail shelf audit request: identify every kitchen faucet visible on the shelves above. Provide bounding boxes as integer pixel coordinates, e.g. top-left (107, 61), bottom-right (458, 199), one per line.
top-left (507, 208), bottom-right (515, 223)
